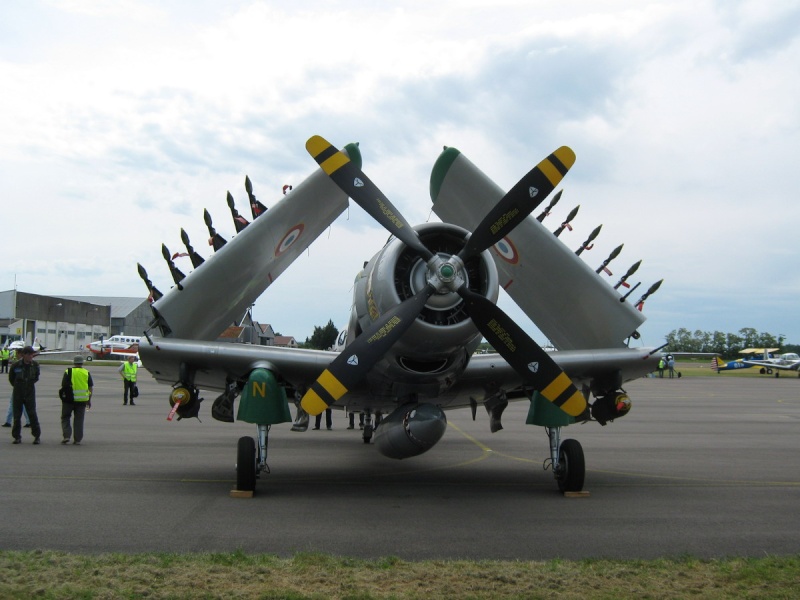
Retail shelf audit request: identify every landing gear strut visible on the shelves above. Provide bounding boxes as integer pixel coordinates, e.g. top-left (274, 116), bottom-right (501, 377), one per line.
top-left (545, 426), bottom-right (585, 493)
top-left (236, 424), bottom-right (271, 493)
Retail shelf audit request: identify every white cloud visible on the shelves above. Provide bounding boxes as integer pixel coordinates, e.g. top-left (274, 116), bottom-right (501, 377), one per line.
top-left (1, 0), bottom-right (799, 344)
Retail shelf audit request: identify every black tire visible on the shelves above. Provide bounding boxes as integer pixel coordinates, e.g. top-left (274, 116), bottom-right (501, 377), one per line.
top-left (556, 438), bottom-right (585, 493)
top-left (236, 436), bottom-right (257, 492)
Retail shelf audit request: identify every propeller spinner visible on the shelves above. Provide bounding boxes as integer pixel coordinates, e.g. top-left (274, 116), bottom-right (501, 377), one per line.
top-left (301, 135), bottom-right (586, 419)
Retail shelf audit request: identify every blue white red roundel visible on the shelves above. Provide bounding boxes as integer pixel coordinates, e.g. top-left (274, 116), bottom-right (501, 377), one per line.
top-left (275, 224), bottom-right (305, 256)
top-left (493, 237), bottom-right (519, 264)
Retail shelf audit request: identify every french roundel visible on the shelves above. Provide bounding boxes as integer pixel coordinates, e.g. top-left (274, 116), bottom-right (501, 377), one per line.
top-left (493, 237), bottom-right (519, 264)
top-left (275, 224), bottom-right (305, 256)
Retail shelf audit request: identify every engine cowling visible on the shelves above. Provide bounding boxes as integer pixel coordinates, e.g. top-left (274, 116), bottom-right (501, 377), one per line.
top-left (352, 222), bottom-right (499, 384)
top-left (373, 403), bottom-right (448, 459)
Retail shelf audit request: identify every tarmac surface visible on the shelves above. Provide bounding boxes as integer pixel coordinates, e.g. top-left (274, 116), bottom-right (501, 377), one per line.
top-left (1, 362), bottom-right (799, 560)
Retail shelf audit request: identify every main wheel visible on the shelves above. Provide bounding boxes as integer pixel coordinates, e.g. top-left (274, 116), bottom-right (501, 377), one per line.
top-left (236, 436), bottom-right (257, 492)
top-left (556, 438), bottom-right (585, 493)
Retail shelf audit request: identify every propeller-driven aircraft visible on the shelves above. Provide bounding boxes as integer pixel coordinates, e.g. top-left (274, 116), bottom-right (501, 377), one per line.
top-left (136, 135), bottom-right (664, 494)
top-left (710, 348), bottom-right (780, 374)
top-left (85, 334), bottom-right (141, 360)
top-left (5, 338), bottom-right (72, 357)
top-left (742, 351), bottom-right (800, 377)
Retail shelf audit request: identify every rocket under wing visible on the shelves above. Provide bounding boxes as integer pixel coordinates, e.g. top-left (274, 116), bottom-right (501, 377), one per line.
top-left (150, 145), bottom-right (359, 341)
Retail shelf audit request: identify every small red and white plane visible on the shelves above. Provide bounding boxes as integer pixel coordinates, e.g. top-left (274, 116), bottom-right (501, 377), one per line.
top-left (85, 335), bottom-right (140, 360)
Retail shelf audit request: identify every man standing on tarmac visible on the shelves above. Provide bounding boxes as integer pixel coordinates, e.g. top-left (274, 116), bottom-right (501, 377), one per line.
top-left (118, 354), bottom-right (138, 405)
top-left (0, 346), bottom-right (10, 373)
top-left (61, 355), bottom-right (93, 445)
top-left (9, 346), bottom-right (41, 444)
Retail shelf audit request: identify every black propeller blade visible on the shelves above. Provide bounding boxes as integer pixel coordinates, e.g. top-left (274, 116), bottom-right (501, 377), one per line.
top-left (458, 147), bottom-right (576, 260)
top-left (301, 135), bottom-right (583, 418)
top-left (457, 288), bottom-right (587, 417)
top-left (306, 135), bottom-right (434, 261)
top-left (301, 286), bottom-right (435, 415)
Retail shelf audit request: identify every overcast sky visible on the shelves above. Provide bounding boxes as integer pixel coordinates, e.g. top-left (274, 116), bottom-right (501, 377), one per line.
top-left (2, 0), bottom-right (799, 346)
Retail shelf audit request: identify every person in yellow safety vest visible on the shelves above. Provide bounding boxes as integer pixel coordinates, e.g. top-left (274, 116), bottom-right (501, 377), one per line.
top-left (0, 346), bottom-right (10, 373)
top-left (61, 355), bottom-right (93, 445)
top-left (118, 354), bottom-right (138, 406)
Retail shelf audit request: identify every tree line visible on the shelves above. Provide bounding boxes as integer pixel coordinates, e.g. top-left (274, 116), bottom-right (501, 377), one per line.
top-left (665, 327), bottom-right (799, 358)
top-left (298, 321), bottom-right (800, 360)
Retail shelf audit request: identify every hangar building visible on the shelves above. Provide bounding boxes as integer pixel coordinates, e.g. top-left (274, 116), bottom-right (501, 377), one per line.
top-left (0, 290), bottom-right (150, 352)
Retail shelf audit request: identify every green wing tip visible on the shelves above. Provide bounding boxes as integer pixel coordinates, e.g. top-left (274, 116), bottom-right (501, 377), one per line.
top-left (343, 142), bottom-right (362, 169)
top-left (430, 146), bottom-right (461, 203)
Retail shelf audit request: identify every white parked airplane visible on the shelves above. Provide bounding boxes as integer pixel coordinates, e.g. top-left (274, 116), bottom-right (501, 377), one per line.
top-left (743, 351), bottom-right (800, 377)
top-left (136, 135), bottom-right (664, 494)
top-left (85, 335), bottom-right (140, 360)
top-left (5, 337), bottom-right (71, 356)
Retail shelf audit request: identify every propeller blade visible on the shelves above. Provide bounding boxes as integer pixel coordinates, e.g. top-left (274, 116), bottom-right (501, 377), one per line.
top-left (306, 135), bottom-right (434, 261)
top-left (460, 146), bottom-right (575, 260)
top-left (458, 287), bottom-right (587, 417)
top-left (300, 285), bottom-right (435, 415)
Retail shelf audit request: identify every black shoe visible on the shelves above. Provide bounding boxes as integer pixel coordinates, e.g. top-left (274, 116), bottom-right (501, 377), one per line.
top-left (327, 426), bottom-right (332, 430)
top-left (61, 439), bottom-right (69, 445)
top-left (130, 402), bottom-right (135, 406)
top-left (2, 423), bottom-right (10, 428)
top-left (12, 438), bottom-right (21, 444)
top-left (24, 424), bottom-right (31, 428)
top-left (312, 426), bottom-right (320, 430)
top-left (73, 441), bottom-right (81, 445)
top-left (33, 438), bottom-right (40, 445)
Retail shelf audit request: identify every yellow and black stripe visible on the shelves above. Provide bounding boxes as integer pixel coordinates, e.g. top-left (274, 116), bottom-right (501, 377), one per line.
top-left (539, 372), bottom-right (586, 417)
top-left (301, 369), bottom-right (348, 415)
top-left (538, 146), bottom-right (576, 188)
top-left (306, 135), bottom-right (350, 176)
